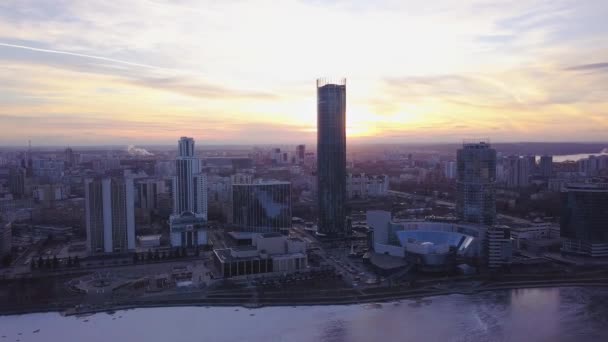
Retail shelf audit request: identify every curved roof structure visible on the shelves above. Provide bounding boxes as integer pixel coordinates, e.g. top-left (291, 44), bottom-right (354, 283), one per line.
top-left (396, 230), bottom-right (475, 256)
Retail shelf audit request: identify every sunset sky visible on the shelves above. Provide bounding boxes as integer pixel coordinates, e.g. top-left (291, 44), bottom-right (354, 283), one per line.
top-left (0, 0), bottom-right (607, 146)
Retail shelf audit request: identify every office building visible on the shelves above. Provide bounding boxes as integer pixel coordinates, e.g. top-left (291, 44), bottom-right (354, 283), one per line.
top-left (170, 137), bottom-right (208, 247)
top-left (316, 78), bottom-right (347, 236)
top-left (296, 145), bottom-right (306, 164)
top-left (456, 141), bottom-right (497, 226)
top-left (8, 167), bottom-right (26, 199)
top-left (65, 147), bottom-right (78, 168)
top-left (346, 173), bottom-right (389, 199)
top-left (85, 177), bottom-right (135, 254)
top-left (213, 233), bottom-right (307, 278)
top-left (539, 155), bottom-right (553, 178)
top-left (169, 212), bottom-right (208, 247)
top-left (443, 161), bottom-right (457, 180)
top-left (561, 182), bottom-right (608, 257)
top-left (232, 180), bottom-right (291, 233)
top-left (486, 226), bottom-right (513, 269)
top-left (173, 137), bottom-right (200, 215)
top-left (505, 156), bottom-right (531, 188)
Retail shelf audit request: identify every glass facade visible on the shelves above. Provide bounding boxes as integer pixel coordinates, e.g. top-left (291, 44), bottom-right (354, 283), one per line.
top-left (456, 141), bottom-right (497, 226)
top-left (317, 79), bottom-right (347, 236)
top-left (232, 182), bottom-right (291, 233)
top-left (561, 183), bottom-right (608, 257)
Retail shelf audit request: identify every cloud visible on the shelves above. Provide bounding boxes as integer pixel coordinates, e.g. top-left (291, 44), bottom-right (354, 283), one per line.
top-left (0, 0), bottom-right (607, 144)
top-left (565, 63), bottom-right (608, 72)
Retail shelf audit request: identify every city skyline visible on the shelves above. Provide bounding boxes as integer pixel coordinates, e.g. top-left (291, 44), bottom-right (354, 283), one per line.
top-left (1, 1), bottom-right (607, 146)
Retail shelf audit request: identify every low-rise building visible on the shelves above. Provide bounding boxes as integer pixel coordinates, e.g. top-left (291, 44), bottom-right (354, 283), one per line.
top-left (169, 212), bottom-right (208, 248)
top-left (346, 173), bottom-right (389, 199)
top-left (213, 233), bottom-right (307, 278)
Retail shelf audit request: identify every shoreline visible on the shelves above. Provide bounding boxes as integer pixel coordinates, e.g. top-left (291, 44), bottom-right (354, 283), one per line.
top-left (2, 277), bottom-right (608, 317)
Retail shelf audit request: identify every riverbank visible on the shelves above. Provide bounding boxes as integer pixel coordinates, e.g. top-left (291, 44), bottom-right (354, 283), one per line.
top-left (2, 274), bottom-right (608, 317)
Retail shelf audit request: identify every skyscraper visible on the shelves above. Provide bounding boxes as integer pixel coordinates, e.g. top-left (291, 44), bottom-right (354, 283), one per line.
top-left (316, 78), bottom-right (347, 236)
top-left (561, 182), bottom-right (608, 257)
top-left (85, 177), bottom-right (135, 254)
top-left (456, 140), bottom-right (497, 226)
top-left (173, 137), bottom-right (205, 215)
top-left (539, 155), bottom-right (553, 178)
top-left (296, 144), bottom-right (306, 164)
top-left (170, 137), bottom-right (208, 247)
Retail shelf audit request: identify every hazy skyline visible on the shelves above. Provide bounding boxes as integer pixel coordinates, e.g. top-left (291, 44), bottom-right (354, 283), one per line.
top-left (0, 0), bottom-right (607, 146)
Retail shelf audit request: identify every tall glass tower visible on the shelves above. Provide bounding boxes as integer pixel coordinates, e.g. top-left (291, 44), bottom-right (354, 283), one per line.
top-left (316, 78), bottom-right (347, 236)
top-left (456, 140), bottom-right (497, 226)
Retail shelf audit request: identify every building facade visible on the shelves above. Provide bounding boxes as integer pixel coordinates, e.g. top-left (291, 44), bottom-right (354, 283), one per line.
top-left (171, 137), bottom-right (208, 247)
top-left (317, 78), bottom-right (347, 236)
top-left (173, 137), bottom-right (200, 215)
top-left (456, 141), bottom-right (497, 226)
top-left (539, 155), bottom-right (553, 178)
top-left (561, 182), bottom-right (608, 257)
top-left (231, 180), bottom-right (291, 233)
top-left (346, 173), bottom-right (389, 199)
top-left (85, 177), bottom-right (135, 254)
top-left (213, 233), bottom-right (307, 278)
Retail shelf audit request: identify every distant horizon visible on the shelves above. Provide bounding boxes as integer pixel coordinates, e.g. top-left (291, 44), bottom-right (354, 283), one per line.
top-left (2, 140), bottom-right (608, 149)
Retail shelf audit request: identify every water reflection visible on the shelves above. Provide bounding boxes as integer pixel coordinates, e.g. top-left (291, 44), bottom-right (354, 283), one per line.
top-left (1, 288), bottom-right (608, 342)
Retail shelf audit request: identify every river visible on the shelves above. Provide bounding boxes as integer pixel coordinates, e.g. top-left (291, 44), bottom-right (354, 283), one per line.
top-left (1, 287), bottom-right (608, 342)
top-left (553, 150), bottom-right (608, 162)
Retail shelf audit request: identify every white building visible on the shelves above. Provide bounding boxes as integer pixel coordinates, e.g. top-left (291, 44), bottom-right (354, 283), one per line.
top-left (346, 173), bottom-right (389, 199)
top-left (213, 233), bottom-right (307, 278)
top-left (85, 177), bottom-right (136, 254)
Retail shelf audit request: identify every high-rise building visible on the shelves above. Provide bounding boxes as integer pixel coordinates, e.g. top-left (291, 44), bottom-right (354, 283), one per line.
top-left (173, 137), bottom-right (199, 215)
top-left (85, 177), bottom-right (135, 254)
top-left (316, 78), bottom-right (347, 236)
top-left (486, 226), bottom-right (513, 269)
top-left (517, 156), bottom-right (531, 187)
top-left (296, 144), bottom-right (306, 164)
top-left (443, 161), bottom-right (457, 180)
top-left (561, 182), bottom-right (608, 257)
top-left (504, 156), bottom-right (531, 188)
top-left (65, 147), bottom-right (77, 168)
top-left (525, 155), bottom-right (537, 176)
top-left (8, 167), bottom-right (26, 199)
top-left (456, 140), bottom-right (496, 226)
top-left (539, 155), bottom-right (553, 178)
top-left (231, 180), bottom-right (291, 233)
top-left (170, 137), bottom-right (208, 247)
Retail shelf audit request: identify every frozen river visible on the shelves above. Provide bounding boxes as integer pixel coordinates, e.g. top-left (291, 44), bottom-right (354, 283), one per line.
top-left (1, 287), bottom-right (608, 342)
